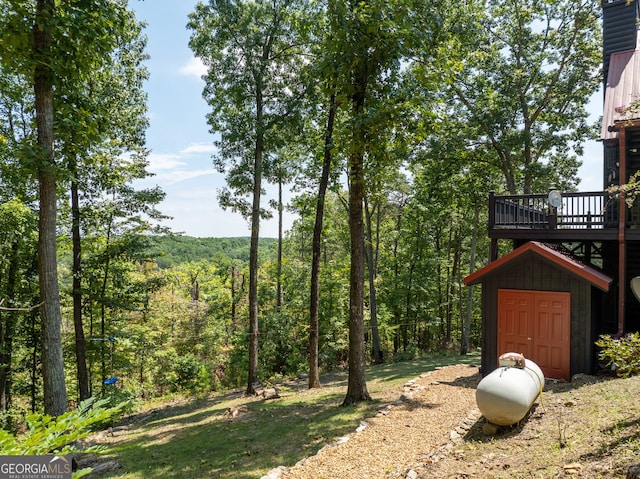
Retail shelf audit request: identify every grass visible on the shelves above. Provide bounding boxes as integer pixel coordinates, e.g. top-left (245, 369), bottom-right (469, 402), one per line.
top-left (97, 353), bottom-right (479, 479)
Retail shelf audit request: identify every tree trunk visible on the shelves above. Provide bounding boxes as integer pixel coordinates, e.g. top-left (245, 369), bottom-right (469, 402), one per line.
top-left (461, 205), bottom-right (480, 355)
top-left (276, 178), bottom-right (283, 311)
top-left (230, 265), bottom-right (237, 326)
top-left (308, 93), bottom-right (337, 389)
top-left (30, 306), bottom-right (38, 413)
top-left (71, 168), bottom-right (90, 401)
top-left (343, 82), bottom-right (371, 404)
top-left (34, 0), bottom-right (67, 416)
top-left (246, 95), bottom-right (264, 396)
top-left (364, 198), bottom-right (383, 364)
top-left (99, 219), bottom-right (113, 392)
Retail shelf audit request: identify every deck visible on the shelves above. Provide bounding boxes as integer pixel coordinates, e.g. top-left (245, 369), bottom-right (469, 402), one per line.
top-left (488, 191), bottom-right (640, 241)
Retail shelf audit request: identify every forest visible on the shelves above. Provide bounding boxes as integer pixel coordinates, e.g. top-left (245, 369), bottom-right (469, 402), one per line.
top-left (0, 0), bottom-right (601, 422)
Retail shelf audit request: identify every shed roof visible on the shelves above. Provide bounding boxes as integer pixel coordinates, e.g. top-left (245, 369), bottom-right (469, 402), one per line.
top-left (602, 40), bottom-right (640, 141)
top-left (464, 241), bottom-right (613, 292)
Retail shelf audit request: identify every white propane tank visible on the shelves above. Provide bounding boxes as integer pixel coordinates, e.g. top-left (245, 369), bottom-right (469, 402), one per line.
top-left (476, 353), bottom-right (544, 426)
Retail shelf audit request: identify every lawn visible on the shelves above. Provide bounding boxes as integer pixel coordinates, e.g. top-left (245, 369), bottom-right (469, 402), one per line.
top-left (95, 353), bottom-right (480, 479)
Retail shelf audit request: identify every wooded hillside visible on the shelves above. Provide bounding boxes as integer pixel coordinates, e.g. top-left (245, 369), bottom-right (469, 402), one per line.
top-left (151, 236), bottom-right (278, 268)
top-left (0, 0), bottom-right (601, 420)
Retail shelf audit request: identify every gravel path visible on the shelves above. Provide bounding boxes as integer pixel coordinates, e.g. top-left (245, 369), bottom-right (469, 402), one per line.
top-left (280, 364), bottom-right (481, 479)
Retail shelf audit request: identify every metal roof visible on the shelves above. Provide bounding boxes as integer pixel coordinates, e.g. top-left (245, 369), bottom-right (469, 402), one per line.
top-left (464, 241), bottom-right (613, 291)
top-left (603, 0), bottom-right (639, 86)
top-left (601, 40), bottom-right (640, 141)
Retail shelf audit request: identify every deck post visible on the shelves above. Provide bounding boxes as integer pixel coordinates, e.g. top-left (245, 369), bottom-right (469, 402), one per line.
top-left (549, 206), bottom-right (558, 229)
top-left (616, 126), bottom-right (627, 338)
top-left (488, 191), bottom-right (495, 231)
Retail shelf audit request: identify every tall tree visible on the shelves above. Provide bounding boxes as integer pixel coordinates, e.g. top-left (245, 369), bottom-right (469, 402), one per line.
top-left (443, 0), bottom-right (601, 194)
top-left (0, 64), bottom-right (40, 411)
top-left (55, 3), bottom-right (150, 402)
top-left (32, 0), bottom-right (67, 416)
top-left (329, 0), bottom-right (411, 405)
top-left (188, 0), bottom-right (308, 395)
top-left (308, 93), bottom-right (338, 388)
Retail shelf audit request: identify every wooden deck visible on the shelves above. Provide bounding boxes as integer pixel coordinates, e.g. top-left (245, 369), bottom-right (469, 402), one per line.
top-left (488, 191), bottom-right (640, 241)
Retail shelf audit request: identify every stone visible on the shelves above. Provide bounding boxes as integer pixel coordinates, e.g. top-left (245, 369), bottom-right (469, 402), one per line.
top-left (356, 421), bottom-right (369, 433)
top-left (627, 464), bottom-right (640, 479)
top-left (86, 460), bottom-right (121, 477)
top-left (223, 405), bottom-right (249, 418)
top-left (482, 422), bottom-right (500, 436)
top-left (260, 466), bottom-right (286, 479)
top-left (262, 387), bottom-right (280, 400)
top-left (563, 463), bottom-right (583, 475)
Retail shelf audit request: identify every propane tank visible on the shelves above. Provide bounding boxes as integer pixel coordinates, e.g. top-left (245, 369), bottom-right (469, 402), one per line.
top-left (476, 353), bottom-right (544, 426)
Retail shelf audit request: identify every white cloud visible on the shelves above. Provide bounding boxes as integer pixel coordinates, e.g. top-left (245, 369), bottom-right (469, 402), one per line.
top-left (179, 56), bottom-right (207, 79)
top-left (147, 152), bottom-right (186, 171)
top-left (180, 142), bottom-right (216, 155)
top-left (154, 168), bottom-right (216, 184)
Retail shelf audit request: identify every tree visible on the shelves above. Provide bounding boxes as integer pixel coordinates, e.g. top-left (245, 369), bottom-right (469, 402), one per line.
top-left (307, 94), bottom-right (338, 388)
top-left (328, 0), bottom-right (411, 405)
top-left (0, 62), bottom-right (40, 412)
top-left (56, 4), bottom-right (150, 402)
top-left (32, 0), bottom-right (67, 417)
top-left (188, 0), bottom-right (308, 394)
top-left (441, 0), bottom-right (601, 194)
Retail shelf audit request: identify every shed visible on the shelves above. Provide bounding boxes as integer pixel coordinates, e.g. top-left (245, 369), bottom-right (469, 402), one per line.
top-left (464, 242), bottom-right (613, 381)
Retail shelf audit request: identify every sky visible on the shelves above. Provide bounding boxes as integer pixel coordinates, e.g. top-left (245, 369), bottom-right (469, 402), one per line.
top-left (131, 0), bottom-right (294, 238)
top-left (130, 1), bottom-right (603, 238)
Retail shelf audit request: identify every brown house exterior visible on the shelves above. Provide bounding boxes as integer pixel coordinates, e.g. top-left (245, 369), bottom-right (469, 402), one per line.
top-left (468, 1), bottom-right (640, 380)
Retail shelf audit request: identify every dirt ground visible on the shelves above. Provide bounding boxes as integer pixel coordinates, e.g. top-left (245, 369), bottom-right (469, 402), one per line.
top-left (277, 364), bottom-right (640, 479)
top-left (280, 363), bottom-right (481, 479)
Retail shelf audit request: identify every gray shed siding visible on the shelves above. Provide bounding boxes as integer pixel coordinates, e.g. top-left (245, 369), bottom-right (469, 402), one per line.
top-left (480, 254), bottom-right (594, 378)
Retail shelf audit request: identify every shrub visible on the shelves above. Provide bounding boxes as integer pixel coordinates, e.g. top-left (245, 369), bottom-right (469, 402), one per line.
top-left (0, 397), bottom-right (125, 478)
top-left (595, 332), bottom-right (640, 377)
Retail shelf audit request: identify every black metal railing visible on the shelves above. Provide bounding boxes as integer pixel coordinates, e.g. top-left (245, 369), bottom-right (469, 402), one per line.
top-left (489, 191), bottom-right (617, 230)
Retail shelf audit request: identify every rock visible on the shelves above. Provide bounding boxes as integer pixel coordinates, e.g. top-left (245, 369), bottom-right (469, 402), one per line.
top-left (262, 387), bottom-right (280, 400)
top-left (86, 460), bottom-right (121, 477)
top-left (356, 421), bottom-right (369, 433)
top-left (627, 464), bottom-right (640, 479)
top-left (450, 430), bottom-right (463, 444)
top-left (406, 470), bottom-right (419, 479)
top-left (399, 392), bottom-right (414, 402)
top-left (377, 405), bottom-right (394, 416)
top-left (563, 463), bottom-right (583, 475)
top-left (70, 453), bottom-right (98, 471)
top-left (261, 465), bottom-right (286, 479)
top-left (482, 422), bottom-right (500, 436)
top-left (223, 405), bottom-right (249, 418)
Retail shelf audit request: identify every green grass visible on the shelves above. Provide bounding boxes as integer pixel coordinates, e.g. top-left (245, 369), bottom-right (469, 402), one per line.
top-left (99, 353), bottom-right (480, 479)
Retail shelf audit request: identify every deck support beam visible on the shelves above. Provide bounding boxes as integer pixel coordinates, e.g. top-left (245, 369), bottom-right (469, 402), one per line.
top-left (617, 127), bottom-right (627, 338)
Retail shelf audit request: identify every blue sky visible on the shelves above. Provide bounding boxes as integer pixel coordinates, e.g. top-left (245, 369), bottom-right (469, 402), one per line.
top-left (131, 1), bottom-right (293, 238)
top-left (131, 1), bottom-right (603, 238)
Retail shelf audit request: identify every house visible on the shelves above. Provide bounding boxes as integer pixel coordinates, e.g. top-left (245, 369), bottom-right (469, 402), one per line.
top-left (465, 0), bottom-right (640, 381)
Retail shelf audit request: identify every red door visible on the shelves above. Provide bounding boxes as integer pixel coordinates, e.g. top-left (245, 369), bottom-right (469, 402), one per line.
top-left (498, 289), bottom-right (571, 380)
